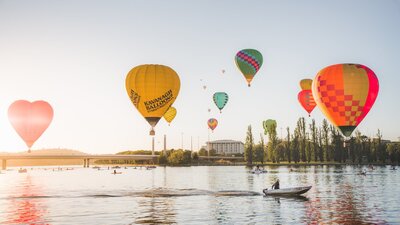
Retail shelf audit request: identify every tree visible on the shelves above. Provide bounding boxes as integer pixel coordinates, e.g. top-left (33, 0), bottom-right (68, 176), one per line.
top-left (347, 137), bottom-right (356, 163)
top-left (317, 128), bottom-right (324, 162)
top-left (168, 149), bottom-right (191, 165)
top-left (245, 125), bottom-right (254, 165)
top-left (158, 151), bottom-right (168, 164)
top-left (254, 144), bottom-right (264, 164)
top-left (375, 129), bottom-right (387, 163)
top-left (209, 149), bottom-right (217, 156)
top-left (296, 117), bottom-right (307, 162)
top-left (321, 119), bottom-right (330, 161)
top-left (198, 148), bottom-right (207, 156)
top-left (292, 129), bottom-right (300, 163)
top-left (387, 143), bottom-right (399, 163)
top-left (306, 132), bottom-right (312, 163)
top-left (275, 142), bottom-right (285, 163)
top-left (192, 151), bottom-right (199, 161)
top-left (267, 122), bottom-right (278, 163)
top-left (309, 119), bottom-right (318, 162)
top-left (286, 127), bottom-right (291, 163)
top-left (253, 134), bottom-right (265, 164)
top-left (330, 126), bottom-right (344, 162)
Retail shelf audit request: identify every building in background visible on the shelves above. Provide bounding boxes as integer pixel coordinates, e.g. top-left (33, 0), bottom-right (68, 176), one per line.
top-left (206, 140), bottom-right (244, 155)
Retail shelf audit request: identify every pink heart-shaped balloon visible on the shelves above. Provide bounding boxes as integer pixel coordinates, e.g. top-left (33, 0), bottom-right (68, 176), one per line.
top-left (8, 100), bottom-right (53, 149)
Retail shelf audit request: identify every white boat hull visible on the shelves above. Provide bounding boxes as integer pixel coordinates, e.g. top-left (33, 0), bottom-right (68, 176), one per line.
top-left (263, 186), bottom-right (312, 196)
top-left (250, 170), bottom-right (267, 174)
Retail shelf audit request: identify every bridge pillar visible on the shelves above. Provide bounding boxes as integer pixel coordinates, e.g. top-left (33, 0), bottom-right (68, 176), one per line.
top-left (1, 159), bottom-right (6, 170)
top-left (87, 159), bottom-right (90, 168)
top-left (83, 159), bottom-right (87, 168)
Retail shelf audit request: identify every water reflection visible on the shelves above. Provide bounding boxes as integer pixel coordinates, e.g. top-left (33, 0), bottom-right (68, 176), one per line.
top-left (132, 197), bottom-right (176, 224)
top-left (304, 180), bottom-right (387, 224)
top-left (6, 175), bottom-right (48, 224)
top-left (0, 166), bottom-right (397, 224)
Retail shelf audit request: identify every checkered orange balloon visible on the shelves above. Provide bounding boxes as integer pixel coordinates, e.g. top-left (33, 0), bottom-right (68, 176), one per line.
top-left (312, 64), bottom-right (379, 137)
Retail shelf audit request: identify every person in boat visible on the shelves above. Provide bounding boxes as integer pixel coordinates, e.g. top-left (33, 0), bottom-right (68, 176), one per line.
top-left (113, 170), bottom-right (117, 174)
top-left (359, 169), bottom-right (367, 175)
top-left (271, 179), bottom-right (280, 189)
top-left (369, 165), bottom-right (375, 170)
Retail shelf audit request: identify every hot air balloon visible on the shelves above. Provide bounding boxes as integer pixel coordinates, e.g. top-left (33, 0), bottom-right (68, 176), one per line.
top-left (163, 106), bottom-right (177, 125)
top-left (213, 92), bottom-right (229, 113)
top-left (8, 100), bottom-right (53, 152)
top-left (126, 64), bottom-right (181, 135)
top-left (298, 90), bottom-right (317, 117)
top-left (235, 49), bottom-right (263, 87)
top-left (263, 119), bottom-right (276, 135)
top-left (208, 118), bottom-right (218, 132)
top-left (312, 64), bottom-right (379, 137)
top-left (300, 79), bottom-right (313, 90)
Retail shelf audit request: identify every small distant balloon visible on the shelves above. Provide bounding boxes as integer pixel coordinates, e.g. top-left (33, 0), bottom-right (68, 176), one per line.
top-left (208, 108), bottom-right (211, 112)
top-left (8, 100), bottom-right (54, 152)
top-left (213, 92), bottom-right (229, 113)
top-left (208, 118), bottom-right (218, 132)
top-left (163, 106), bottom-right (177, 125)
top-left (300, 79), bottom-right (313, 90)
top-left (262, 119), bottom-right (276, 135)
top-left (203, 85), bottom-right (207, 90)
top-left (221, 69), bottom-right (226, 74)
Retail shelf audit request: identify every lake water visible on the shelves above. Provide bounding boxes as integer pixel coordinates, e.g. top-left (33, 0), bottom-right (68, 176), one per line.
top-left (0, 165), bottom-right (399, 224)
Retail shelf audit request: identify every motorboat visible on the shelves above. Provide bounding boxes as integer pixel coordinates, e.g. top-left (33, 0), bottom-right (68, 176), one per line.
top-left (250, 169), bottom-right (267, 174)
top-left (263, 186), bottom-right (312, 196)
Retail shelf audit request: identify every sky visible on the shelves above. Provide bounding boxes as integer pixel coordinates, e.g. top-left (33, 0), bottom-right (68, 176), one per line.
top-left (0, 0), bottom-right (399, 154)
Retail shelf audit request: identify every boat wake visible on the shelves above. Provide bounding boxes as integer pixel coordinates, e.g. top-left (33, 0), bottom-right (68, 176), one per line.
top-left (7, 188), bottom-right (262, 199)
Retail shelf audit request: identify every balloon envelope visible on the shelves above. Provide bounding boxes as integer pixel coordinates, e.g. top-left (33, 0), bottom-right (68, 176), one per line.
top-left (208, 118), bottom-right (218, 131)
top-left (263, 119), bottom-right (276, 135)
top-left (163, 106), bottom-right (177, 125)
top-left (235, 49), bottom-right (263, 87)
top-left (298, 90), bottom-right (317, 116)
top-left (213, 92), bottom-right (229, 112)
top-left (300, 79), bottom-right (313, 90)
top-left (126, 64), bottom-right (181, 135)
top-left (8, 100), bottom-right (53, 149)
top-left (312, 64), bottom-right (379, 137)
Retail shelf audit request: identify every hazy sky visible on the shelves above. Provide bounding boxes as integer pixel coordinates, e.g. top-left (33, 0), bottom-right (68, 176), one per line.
top-left (0, 0), bottom-right (399, 154)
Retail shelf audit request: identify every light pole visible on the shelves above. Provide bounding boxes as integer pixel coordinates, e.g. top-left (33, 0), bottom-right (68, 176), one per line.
top-left (181, 132), bottom-right (184, 150)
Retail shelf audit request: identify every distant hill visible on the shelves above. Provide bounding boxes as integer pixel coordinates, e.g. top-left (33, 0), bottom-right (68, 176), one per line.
top-left (24, 148), bottom-right (89, 155)
top-left (1, 148), bottom-right (89, 167)
top-left (0, 148), bottom-right (88, 155)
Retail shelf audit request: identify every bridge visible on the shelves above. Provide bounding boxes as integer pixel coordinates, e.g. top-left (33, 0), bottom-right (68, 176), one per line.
top-left (0, 154), bottom-right (158, 170)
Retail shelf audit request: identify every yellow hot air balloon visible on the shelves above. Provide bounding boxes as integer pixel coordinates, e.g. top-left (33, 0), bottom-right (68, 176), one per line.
top-left (300, 79), bottom-right (313, 90)
top-left (126, 64), bottom-right (181, 135)
top-left (163, 106), bottom-right (177, 125)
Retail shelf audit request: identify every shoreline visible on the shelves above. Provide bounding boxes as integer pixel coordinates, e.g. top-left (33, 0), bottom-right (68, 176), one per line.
top-left (2, 162), bottom-right (398, 169)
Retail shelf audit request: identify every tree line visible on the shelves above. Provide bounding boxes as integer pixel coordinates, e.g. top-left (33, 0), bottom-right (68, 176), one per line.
top-left (244, 117), bottom-right (400, 165)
